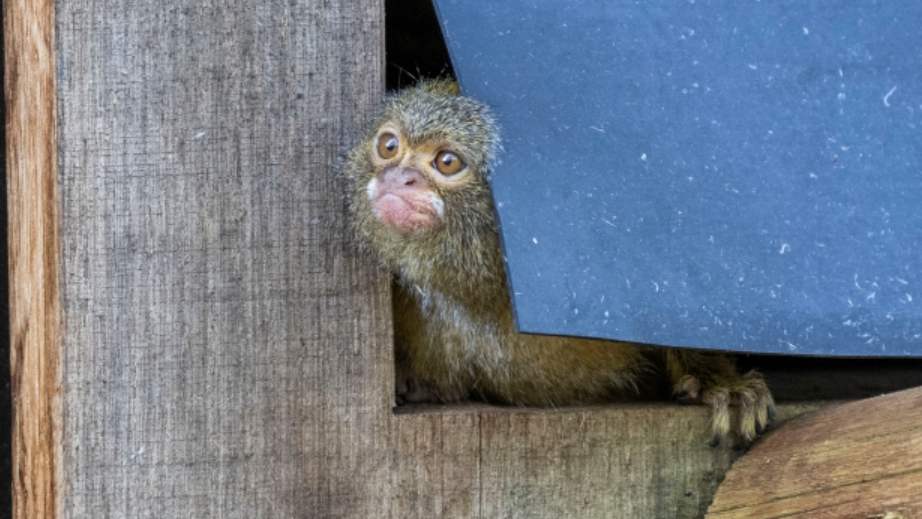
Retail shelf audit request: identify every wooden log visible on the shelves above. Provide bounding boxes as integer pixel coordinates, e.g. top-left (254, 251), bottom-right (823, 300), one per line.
top-left (707, 386), bottom-right (922, 519)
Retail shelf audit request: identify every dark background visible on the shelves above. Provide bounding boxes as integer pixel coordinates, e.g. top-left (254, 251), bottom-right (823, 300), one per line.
top-left (385, 0), bottom-right (454, 90)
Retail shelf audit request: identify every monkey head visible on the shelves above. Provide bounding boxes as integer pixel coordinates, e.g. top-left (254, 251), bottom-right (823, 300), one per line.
top-left (345, 80), bottom-right (503, 286)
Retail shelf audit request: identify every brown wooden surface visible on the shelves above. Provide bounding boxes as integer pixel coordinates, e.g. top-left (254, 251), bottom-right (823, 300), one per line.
top-left (4, 0), bottom-right (61, 517)
top-left (5, 0), bottom-right (851, 517)
top-left (707, 386), bottom-right (922, 519)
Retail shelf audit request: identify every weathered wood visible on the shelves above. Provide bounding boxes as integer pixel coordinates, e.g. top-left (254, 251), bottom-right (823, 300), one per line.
top-left (388, 402), bottom-right (826, 519)
top-left (707, 386), bottom-right (922, 519)
top-left (4, 0), bottom-right (61, 516)
top-left (50, 0), bottom-right (390, 517)
top-left (478, 405), bottom-right (735, 519)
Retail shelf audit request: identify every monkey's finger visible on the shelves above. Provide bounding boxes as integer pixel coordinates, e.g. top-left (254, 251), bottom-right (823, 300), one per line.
top-left (747, 372), bottom-right (774, 437)
top-left (706, 389), bottom-right (731, 447)
top-left (730, 372), bottom-right (774, 448)
top-left (735, 388), bottom-right (758, 446)
top-left (755, 397), bottom-right (775, 435)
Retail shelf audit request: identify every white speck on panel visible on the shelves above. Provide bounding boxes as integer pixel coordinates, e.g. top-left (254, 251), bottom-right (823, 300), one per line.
top-left (883, 86), bottom-right (897, 107)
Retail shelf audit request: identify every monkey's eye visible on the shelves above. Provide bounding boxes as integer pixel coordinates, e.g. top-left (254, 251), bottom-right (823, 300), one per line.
top-left (433, 150), bottom-right (465, 176)
top-left (376, 133), bottom-right (400, 160)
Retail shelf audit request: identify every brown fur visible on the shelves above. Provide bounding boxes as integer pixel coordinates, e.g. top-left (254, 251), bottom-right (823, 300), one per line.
top-left (344, 80), bottom-right (774, 446)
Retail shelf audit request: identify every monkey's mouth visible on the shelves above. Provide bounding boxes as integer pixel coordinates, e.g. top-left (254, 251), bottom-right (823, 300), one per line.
top-left (373, 192), bottom-right (444, 233)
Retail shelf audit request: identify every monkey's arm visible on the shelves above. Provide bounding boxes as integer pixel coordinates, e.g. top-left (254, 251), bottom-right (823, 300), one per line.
top-left (392, 281), bottom-right (477, 404)
top-left (664, 349), bottom-right (775, 448)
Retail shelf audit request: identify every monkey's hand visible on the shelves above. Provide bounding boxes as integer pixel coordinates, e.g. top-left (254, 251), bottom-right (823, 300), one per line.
top-left (396, 376), bottom-right (446, 405)
top-left (666, 350), bottom-right (775, 449)
top-left (395, 370), bottom-right (470, 405)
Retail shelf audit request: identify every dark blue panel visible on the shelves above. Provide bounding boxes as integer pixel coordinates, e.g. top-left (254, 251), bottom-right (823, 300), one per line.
top-left (433, 0), bottom-right (922, 356)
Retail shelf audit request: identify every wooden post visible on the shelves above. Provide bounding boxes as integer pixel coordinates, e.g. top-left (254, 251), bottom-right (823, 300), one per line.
top-left (8, 0), bottom-right (391, 516)
top-left (6, 0), bottom-right (829, 516)
top-left (5, 0), bottom-right (61, 516)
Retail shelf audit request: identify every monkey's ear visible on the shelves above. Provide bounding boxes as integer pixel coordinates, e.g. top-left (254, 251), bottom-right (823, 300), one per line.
top-left (416, 78), bottom-right (461, 97)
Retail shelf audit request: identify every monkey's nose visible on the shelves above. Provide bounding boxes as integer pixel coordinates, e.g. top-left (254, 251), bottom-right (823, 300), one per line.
top-left (382, 166), bottom-right (429, 191)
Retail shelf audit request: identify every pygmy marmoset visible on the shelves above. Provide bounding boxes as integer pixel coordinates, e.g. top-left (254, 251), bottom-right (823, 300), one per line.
top-left (344, 80), bottom-right (774, 447)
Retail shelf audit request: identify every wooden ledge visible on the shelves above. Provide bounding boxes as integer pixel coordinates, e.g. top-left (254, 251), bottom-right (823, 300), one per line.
top-left (394, 400), bottom-right (834, 419)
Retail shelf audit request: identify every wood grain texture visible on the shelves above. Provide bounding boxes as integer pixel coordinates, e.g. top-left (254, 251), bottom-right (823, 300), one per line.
top-left (54, 0), bottom-right (389, 516)
top-left (4, 0), bottom-right (62, 516)
top-left (390, 402), bottom-right (826, 519)
top-left (707, 386), bottom-right (922, 519)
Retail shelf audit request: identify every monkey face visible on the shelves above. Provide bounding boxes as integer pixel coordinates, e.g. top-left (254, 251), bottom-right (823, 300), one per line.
top-left (365, 123), bottom-right (472, 234)
top-left (344, 80), bottom-right (503, 280)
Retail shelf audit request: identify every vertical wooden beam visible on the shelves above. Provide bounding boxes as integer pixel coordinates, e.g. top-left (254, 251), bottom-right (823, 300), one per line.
top-left (4, 0), bottom-right (62, 517)
top-left (48, 0), bottom-right (389, 516)
top-left (10, 0), bottom-right (390, 516)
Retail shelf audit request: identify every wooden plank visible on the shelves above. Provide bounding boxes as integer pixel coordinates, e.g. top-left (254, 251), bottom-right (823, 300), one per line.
top-left (479, 405), bottom-right (733, 519)
top-left (388, 411), bottom-right (482, 518)
top-left (478, 403), bottom-right (829, 519)
top-left (4, 0), bottom-right (62, 517)
top-left (49, 0), bottom-right (390, 517)
top-left (388, 402), bottom-right (826, 519)
top-left (707, 386), bottom-right (922, 519)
